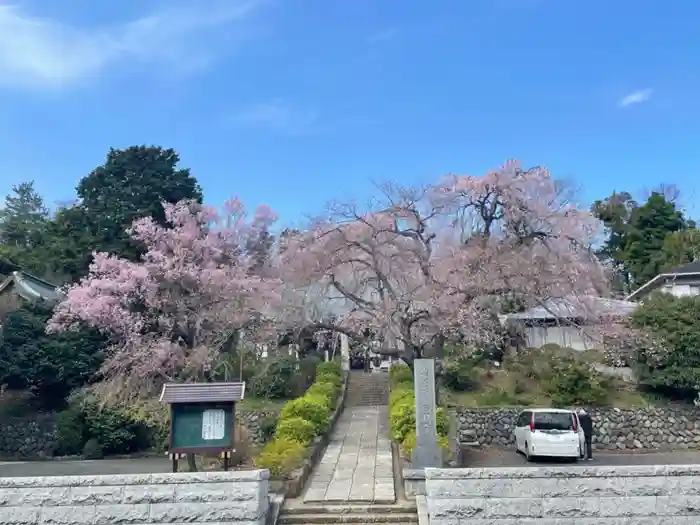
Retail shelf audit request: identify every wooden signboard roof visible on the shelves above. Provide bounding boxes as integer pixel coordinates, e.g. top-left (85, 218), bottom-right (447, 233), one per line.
top-left (159, 382), bottom-right (246, 404)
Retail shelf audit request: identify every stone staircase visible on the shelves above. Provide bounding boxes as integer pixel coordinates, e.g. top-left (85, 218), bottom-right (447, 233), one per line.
top-left (278, 503), bottom-right (418, 524)
top-left (345, 371), bottom-right (390, 407)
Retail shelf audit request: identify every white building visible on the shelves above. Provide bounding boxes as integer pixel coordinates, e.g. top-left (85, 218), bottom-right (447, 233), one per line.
top-left (626, 260), bottom-right (700, 302)
top-left (503, 297), bottom-right (638, 352)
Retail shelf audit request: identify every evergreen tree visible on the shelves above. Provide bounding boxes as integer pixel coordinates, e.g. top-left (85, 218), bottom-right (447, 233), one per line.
top-left (591, 191), bottom-right (638, 293)
top-left (624, 192), bottom-right (687, 286)
top-left (0, 181), bottom-right (49, 248)
top-left (0, 182), bottom-right (50, 274)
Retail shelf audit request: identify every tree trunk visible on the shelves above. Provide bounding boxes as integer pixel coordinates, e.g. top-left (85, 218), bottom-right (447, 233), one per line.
top-left (187, 454), bottom-right (197, 472)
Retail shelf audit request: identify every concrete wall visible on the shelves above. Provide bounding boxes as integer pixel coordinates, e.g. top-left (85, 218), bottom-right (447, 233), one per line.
top-left (425, 465), bottom-right (700, 524)
top-left (522, 325), bottom-right (597, 351)
top-left (0, 469), bottom-right (269, 525)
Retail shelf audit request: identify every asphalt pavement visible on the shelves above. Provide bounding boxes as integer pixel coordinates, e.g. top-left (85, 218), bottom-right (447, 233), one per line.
top-left (462, 447), bottom-right (700, 467)
top-left (2, 448), bottom-right (700, 478)
top-left (0, 458), bottom-right (173, 477)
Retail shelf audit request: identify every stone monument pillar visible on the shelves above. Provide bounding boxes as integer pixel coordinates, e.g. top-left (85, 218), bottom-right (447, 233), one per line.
top-left (411, 358), bottom-right (441, 468)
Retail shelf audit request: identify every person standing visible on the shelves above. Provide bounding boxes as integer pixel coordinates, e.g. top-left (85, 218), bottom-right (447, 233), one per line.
top-left (578, 408), bottom-right (593, 460)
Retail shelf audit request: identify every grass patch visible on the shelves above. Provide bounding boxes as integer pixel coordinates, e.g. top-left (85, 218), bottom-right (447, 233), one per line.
top-left (239, 397), bottom-right (288, 410)
top-left (442, 346), bottom-right (669, 409)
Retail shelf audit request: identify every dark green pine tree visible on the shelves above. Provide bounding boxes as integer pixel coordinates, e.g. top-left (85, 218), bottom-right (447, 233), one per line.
top-left (45, 145), bottom-right (204, 280)
top-left (624, 192), bottom-right (687, 287)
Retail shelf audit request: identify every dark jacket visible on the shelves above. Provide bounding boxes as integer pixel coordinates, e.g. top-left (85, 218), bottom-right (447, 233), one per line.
top-left (578, 412), bottom-right (593, 437)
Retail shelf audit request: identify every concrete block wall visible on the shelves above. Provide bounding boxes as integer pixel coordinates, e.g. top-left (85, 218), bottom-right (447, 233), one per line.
top-left (0, 469), bottom-right (269, 525)
top-left (425, 465), bottom-right (700, 524)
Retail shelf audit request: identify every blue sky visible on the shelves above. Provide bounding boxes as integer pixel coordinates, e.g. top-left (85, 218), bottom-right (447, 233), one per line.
top-left (1, 0), bottom-right (699, 227)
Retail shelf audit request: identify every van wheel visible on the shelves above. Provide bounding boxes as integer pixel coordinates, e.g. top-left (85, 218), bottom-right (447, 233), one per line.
top-left (525, 442), bottom-right (533, 462)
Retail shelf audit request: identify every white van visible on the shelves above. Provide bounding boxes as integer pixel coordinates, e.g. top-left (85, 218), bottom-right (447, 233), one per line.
top-left (513, 408), bottom-right (585, 461)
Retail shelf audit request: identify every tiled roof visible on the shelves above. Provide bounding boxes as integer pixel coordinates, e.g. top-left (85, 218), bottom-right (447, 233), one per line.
top-left (0, 271), bottom-right (62, 303)
top-left (159, 382), bottom-right (246, 404)
top-left (669, 260), bottom-right (700, 274)
top-left (504, 297), bottom-right (637, 321)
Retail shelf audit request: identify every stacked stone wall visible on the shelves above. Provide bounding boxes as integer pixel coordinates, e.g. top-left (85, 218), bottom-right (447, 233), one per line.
top-left (456, 406), bottom-right (700, 450)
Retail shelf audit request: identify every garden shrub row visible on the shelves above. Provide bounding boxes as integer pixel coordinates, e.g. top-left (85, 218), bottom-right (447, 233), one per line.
top-left (388, 364), bottom-right (449, 458)
top-left (254, 360), bottom-right (343, 477)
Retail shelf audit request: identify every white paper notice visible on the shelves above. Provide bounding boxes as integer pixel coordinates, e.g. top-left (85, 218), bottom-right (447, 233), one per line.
top-left (201, 409), bottom-right (226, 440)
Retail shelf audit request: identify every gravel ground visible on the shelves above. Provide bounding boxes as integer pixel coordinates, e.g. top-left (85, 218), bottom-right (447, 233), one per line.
top-left (462, 446), bottom-right (700, 467)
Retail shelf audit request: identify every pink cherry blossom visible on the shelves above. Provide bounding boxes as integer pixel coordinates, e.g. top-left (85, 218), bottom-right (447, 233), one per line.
top-left (47, 199), bottom-right (281, 399)
top-left (280, 162), bottom-right (616, 365)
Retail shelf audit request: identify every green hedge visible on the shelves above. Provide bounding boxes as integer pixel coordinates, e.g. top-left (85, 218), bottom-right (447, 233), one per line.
top-left (254, 361), bottom-right (343, 478)
top-left (388, 364), bottom-right (450, 458)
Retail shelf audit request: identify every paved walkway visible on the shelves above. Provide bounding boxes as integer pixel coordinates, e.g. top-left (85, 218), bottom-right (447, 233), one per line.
top-left (303, 406), bottom-right (395, 503)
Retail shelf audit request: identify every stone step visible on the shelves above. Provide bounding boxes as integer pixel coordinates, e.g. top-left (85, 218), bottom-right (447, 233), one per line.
top-left (278, 513), bottom-right (418, 524)
top-left (283, 505), bottom-right (416, 516)
top-left (346, 372), bottom-right (389, 407)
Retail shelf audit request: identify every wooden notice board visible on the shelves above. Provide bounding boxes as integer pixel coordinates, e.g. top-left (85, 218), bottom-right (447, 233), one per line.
top-left (170, 402), bottom-right (235, 452)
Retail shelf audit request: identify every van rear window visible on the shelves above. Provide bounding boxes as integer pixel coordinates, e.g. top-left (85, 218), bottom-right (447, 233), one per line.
top-left (533, 412), bottom-right (575, 431)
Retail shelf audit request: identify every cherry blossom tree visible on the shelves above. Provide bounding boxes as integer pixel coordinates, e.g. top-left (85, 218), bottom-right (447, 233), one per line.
top-left (47, 198), bottom-right (281, 401)
top-left (281, 161), bottom-right (612, 368)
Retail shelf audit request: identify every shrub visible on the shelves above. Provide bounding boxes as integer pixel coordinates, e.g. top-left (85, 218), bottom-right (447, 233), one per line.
top-left (389, 398), bottom-right (416, 443)
top-left (121, 399), bottom-right (170, 452)
top-left (401, 430), bottom-right (449, 457)
top-left (389, 387), bottom-right (413, 409)
top-left (254, 438), bottom-right (306, 478)
top-left (436, 407), bottom-right (449, 436)
top-left (55, 404), bottom-right (86, 455)
top-left (390, 398), bottom-right (449, 442)
top-left (82, 438), bottom-right (104, 459)
top-left (249, 354), bottom-right (298, 399)
top-left (279, 396), bottom-right (331, 436)
top-left (0, 302), bottom-right (106, 410)
top-left (259, 415), bottom-right (279, 442)
top-left (631, 294), bottom-right (700, 398)
top-left (442, 360), bottom-right (481, 391)
top-left (389, 365), bottom-right (413, 387)
top-left (306, 382), bottom-right (339, 404)
top-left (275, 416), bottom-right (316, 446)
top-left (314, 372), bottom-right (341, 389)
top-left (304, 393), bottom-right (334, 412)
top-left (476, 387), bottom-right (521, 406)
top-left (80, 398), bottom-right (141, 454)
top-left (546, 360), bottom-right (608, 407)
top-left (56, 393), bottom-right (146, 456)
top-left (316, 361), bottom-right (342, 378)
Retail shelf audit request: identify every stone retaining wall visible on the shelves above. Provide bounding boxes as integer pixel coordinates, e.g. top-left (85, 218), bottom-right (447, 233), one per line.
top-left (0, 410), bottom-right (279, 459)
top-left (425, 465), bottom-right (700, 524)
top-left (456, 406), bottom-right (700, 451)
top-left (238, 410), bottom-right (280, 444)
top-left (0, 470), bottom-right (269, 525)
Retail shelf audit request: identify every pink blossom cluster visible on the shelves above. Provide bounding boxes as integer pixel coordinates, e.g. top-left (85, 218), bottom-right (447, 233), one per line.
top-left (48, 198), bottom-right (281, 396)
top-left (280, 161), bottom-right (615, 360)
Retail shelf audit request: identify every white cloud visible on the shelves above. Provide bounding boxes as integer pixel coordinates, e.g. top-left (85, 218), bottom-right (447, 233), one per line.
top-left (0, 1), bottom-right (265, 90)
top-left (367, 28), bottom-right (399, 45)
top-left (618, 88), bottom-right (653, 107)
top-left (235, 99), bottom-right (324, 136)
